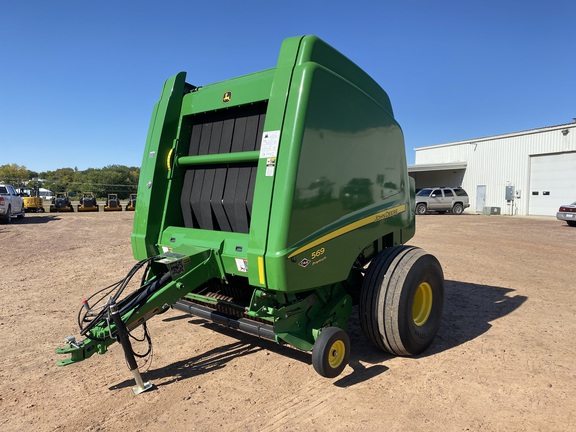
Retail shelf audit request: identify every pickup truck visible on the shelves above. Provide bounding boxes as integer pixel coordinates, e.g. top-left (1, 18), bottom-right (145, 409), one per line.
top-left (0, 184), bottom-right (25, 223)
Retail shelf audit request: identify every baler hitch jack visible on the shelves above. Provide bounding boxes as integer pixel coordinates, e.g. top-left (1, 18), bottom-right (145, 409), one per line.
top-left (109, 302), bottom-right (153, 395)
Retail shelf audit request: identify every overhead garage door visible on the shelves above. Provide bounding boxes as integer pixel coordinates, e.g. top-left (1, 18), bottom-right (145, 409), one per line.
top-left (529, 152), bottom-right (576, 216)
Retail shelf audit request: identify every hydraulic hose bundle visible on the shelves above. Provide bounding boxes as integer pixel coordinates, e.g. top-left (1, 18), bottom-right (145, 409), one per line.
top-left (78, 258), bottom-right (172, 338)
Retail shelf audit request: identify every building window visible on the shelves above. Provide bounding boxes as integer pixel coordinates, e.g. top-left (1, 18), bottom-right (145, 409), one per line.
top-left (543, 191), bottom-right (550, 196)
top-left (532, 191), bottom-right (539, 195)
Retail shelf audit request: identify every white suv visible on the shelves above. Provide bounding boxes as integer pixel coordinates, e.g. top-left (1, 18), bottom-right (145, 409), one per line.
top-left (0, 184), bottom-right (25, 223)
top-left (415, 187), bottom-right (470, 215)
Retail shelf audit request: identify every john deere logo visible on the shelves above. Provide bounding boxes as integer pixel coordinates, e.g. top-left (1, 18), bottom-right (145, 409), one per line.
top-left (223, 91), bottom-right (232, 103)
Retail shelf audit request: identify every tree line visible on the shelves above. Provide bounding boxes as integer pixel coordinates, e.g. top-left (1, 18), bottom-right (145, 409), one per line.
top-left (0, 163), bottom-right (140, 199)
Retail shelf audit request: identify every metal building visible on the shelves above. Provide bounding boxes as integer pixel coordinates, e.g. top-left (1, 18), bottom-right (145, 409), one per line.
top-left (409, 120), bottom-right (576, 216)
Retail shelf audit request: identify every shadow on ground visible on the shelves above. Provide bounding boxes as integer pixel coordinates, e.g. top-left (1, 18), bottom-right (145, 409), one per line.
top-left (347, 280), bottom-right (527, 366)
top-left (428, 280), bottom-right (527, 355)
top-left (110, 337), bottom-right (262, 391)
top-left (110, 319), bottom-right (311, 391)
top-left (6, 215), bottom-right (60, 224)
top-left (118, 280), bottom-right (526, 390)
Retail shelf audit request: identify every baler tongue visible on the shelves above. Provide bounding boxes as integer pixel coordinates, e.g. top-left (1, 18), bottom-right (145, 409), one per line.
top-left (55, 246), bottom-right (218, 370)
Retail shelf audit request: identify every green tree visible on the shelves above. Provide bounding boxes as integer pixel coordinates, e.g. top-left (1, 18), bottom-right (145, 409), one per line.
top-left (43, 167), bottom-right (76, 192)
top-left (35, 165), bottom-right (140, 199)
top-left (0, 163), bottom-right (29, 186)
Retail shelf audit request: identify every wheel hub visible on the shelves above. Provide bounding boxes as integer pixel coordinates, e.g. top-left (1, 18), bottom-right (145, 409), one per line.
top-left (412, 282), bottom-right (433, 326)
top-left (328, 340), bottom-right (345, 368)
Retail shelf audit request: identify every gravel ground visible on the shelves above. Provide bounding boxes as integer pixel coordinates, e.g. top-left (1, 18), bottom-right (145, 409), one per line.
top-left (0, 211), bottom-right (575, 431)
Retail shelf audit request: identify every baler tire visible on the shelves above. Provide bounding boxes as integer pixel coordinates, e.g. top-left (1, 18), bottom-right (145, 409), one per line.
top-left (359, 246), bottom-right (444, 356)
top-left (415, 203), bottom-right (427, 215)
top-left (312, 327), bottom-right (350, 378)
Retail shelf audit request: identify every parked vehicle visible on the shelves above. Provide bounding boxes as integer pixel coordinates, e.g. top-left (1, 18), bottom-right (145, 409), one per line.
top-left (17, 187), bottom-right (44, 213)
top-left (125, 194), bottom-right (137, 211)
top-left (415, 187), bottom-right (470, 215)
top-left (104, 193), bottom-right (122, 211)
top-left (50, 192), bottom-right (74, 212)
top-left (0, 184), bottom-right (25, 223)
top-left (78, 192), bottom-right (99, 212)
top-left (557, 201), bottom-right (576, 227)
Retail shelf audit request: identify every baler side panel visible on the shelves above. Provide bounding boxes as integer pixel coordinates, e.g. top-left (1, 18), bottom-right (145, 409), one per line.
top-left (132, 72), bottom-right (188, 260)
top-left (296, 36), bottom-right (395, 118)
top-left (287, 65), bottom-right (407, 245)
top-left (264, 37), bottom-right (413, 292)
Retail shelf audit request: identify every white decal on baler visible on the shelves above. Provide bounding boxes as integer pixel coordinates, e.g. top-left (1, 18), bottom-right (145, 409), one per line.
top-left (235, 258), bottom-right (248, 273)
top-left (260, 130), bottom-right (280, 158)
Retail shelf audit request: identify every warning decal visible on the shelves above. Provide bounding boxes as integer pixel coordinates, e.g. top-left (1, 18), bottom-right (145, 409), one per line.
top-left (235, 258), bottom-right (248, 273)
top-left (260, 130), bottom-right (280, 158)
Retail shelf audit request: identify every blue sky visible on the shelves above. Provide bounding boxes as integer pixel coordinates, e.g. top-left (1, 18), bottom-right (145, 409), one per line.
top-left (1, 1), bottom-right (574, 172)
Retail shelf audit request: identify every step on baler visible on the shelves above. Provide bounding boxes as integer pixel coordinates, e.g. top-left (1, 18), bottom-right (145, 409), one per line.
top-left (56, 35), bottom-right (444, 393)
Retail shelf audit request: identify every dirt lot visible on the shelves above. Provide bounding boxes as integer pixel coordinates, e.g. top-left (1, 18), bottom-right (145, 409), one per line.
top-left (1, 211), bottom-right (575, 431)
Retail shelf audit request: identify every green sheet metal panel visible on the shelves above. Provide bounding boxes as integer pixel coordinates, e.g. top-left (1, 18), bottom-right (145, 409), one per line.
top-left (263, 36), bottom-right (413, 292)
top-left (132, 72), bottom-right (188, 260)
top-left (132, 35), bottom-right (414, 293)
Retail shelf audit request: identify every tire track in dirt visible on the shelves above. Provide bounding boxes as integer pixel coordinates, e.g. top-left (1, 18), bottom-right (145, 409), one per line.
top-left (238, 373), bottom-right (336, 431)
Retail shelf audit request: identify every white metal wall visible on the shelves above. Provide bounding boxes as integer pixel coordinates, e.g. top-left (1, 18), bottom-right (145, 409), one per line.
top-left (414, 123), bottom-right (576, 215)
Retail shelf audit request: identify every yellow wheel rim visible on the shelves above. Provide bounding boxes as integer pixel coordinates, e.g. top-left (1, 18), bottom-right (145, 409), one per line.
top-left (412, 282), bottom-right (433, 326)
top-left (328, 340), bottom-right (346, 369)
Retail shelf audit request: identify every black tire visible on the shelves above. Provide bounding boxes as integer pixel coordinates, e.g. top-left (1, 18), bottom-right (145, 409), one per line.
top-left (359, 246), bottom-right (444, 356)
top-left (415, 203), bottom-right (427, 215)
top-left (312, 327), bottom-right (350, 378)
top-left (452, 203), bottom-right (464, 215)
top-left (3, 205), bottom-right (12, 224)
top-left (567, 221), bottom-right (576, 227)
